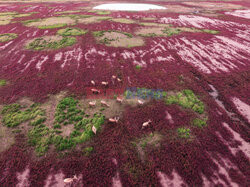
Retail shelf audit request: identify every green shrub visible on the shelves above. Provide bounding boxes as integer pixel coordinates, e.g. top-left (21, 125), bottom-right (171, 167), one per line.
top-left (53, 124), bottom-right (62, 129)
top-left (30, 117), bottom-right (46, 126)
top-left (177, 127), bottom-right (191, 138)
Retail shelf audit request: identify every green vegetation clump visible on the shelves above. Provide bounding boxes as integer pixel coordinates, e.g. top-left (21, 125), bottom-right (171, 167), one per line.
top-left (54, 97), bottom-right (83, 125)
top-left (192, 118), bottom-right (207, 128)
top-left (51, 97), bottom-right (105, 151)
top-left (0, 33), bottom-right (18, 42)
top-left (202, 29), bottom-right (219, 34)
top-left (165, 89), bottom-right (205, 114)
top-left (83, 146), bottom-right (94, 156)
top-left (0, 79), bottom-right (7, 86)
top-left (26, 36), bottom-right (76, 50)
top-left (28, 124), bottom-right (54, 156)
top-left (96, 11), bottom-right (111, 15)
top-left (38, 23), bottom-right (67, 29)
top-left (162, 27), bottom-right (182, 36)
top-left (177, 127), bottom-right (191, 138)
top-left (1, 103), bottom-right (45, 128)
top-left (135, 65), bottom-right (142, 70)
top-left (93, 30), bottom-right (133, 38)
top-left (57, 27), bottom-right (88, 36)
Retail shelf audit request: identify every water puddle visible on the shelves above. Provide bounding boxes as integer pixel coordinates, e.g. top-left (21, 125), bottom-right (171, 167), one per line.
top-left (93, 3), bottom-right (166, 11)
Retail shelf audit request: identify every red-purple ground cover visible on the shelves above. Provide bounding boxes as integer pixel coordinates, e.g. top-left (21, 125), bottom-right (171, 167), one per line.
top-left (0, 0), bottom-right (249, 186)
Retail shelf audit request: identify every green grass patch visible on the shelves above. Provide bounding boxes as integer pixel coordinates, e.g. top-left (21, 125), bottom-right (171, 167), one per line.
top-left (165, 89), bottom-right (205, 114)
top-left (26, 36), bottom-right (76, 50)
top-left (0, 33), bottom-right (18, 42)
top-left (0, 79), bottom-right (7, 86)
top-left (177, 127), bottom-right (191, 138)
top-left (25, 97), bottom-right (106, 156)
top-left (135, 65), bottom-right (142, 70)
top-left (192, 118), bottom-right (207, 128)
top-left (1, 103), bottom-right (45, 128)
top-left (38, 23), bottom-right (67, 29)
top-left (83, 146), bottom-right (94, 156)
top-left (57, 27), bottom-right (88, 36)
top-left (96, 11), bottom-right (111, 15)
top-left (202, 29), bottom-right (219, 34)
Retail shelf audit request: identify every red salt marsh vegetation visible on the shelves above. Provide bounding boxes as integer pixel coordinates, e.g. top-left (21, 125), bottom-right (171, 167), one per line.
top-left (0, 0), bottom-right (249, 186)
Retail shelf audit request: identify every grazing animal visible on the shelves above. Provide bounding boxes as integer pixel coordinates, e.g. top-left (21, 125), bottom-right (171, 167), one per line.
top-left (101, 81), bottom-right (108, 86)
top-left (91, 88), bottom-right (100, 94)
top-left (89, 101), bottom-right (96, 107)
top-left (138, 99), bottom-right (144, 105)
top-left (116, 97), bottom-right (123, 103)
top-left (109, 117), bottom-right (119, 123)
top-left (142, 119), bottom-right (152, 129)
top-left (64, 175), bottom-right (77, 183)
top-left (101, 100), bottom-right (110, 107)
top-left (112, 75), bottom-right (117, 79)
top-left (92, 126), bottom-right (97, 134)
top-left (117, 78), bottom-right (122, 82)
top-left (91, 80), bottom-right (95, 86)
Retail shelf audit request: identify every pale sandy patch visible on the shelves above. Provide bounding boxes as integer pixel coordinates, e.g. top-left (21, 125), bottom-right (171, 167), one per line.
top-left (25, 16), bottom-right (75, 27)
top-left (77, 16), bottom-right (111, 24)
top-left (96, 31), bottom-right (144, 48)
top-left (0, 125), bottom-right (15, 153)
top-left (135, 27), bottom-right (165, 36)
top-left (0, 15), bottom-right (12, 25)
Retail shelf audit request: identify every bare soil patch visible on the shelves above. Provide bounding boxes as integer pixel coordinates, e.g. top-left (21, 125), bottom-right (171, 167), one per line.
top-left (77, 16), bottom-right (111, 24)
top-left (25, 16), bottom-right (76, 28)
top-left (94, 31), bottom-right (144, 48)
top-left (0, 124), bottom-right (15, 153)
top-left (0, 15), bottom-right (12, 25)
top-left (40, 91), bottom-right (67, 129)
